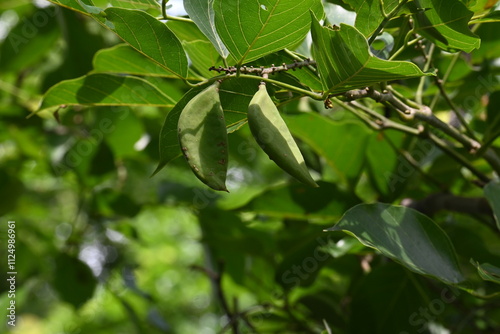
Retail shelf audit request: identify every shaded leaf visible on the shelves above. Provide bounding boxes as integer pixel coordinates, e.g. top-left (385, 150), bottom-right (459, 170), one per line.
top-left (343, 0), bottom-right (399, 37)
top-left (167, 20), bottom-right (223, 78)
top-left (93, 44), bottom-right (178, 77)
top-left (310, 18), bottom-right (431, 94)
top-left (103, 7), bottom-right (188, 79)
top-left (214, 0), bottom-right (318, 64)
top-left (219, 78), bottom-right (258, 131)
top-left (349, 264), bottom-right (429, 334)
top-left (243, 181), bottom-right (359, 220)
top-left (328, 203), bottom-right (465, 284)
top-left (184, 0), bottom-right (229, 58)
top-left (109, 0), bottom-right (160, 11)
top-left (39, 73), bottom-right (176, 111)
top-left (410, 0), bottom-right (480, 52)
top-left (484, 181), bottom-right (500, 231)
top-left (283, 113), bottom-right (370, 184)
top-left (53, 254), bottom-right (96, 309)
top-left (482, 91), bottom-right (500, 150)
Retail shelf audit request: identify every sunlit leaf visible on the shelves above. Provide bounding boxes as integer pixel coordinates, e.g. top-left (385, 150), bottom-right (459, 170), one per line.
top-left (47, 0), bottom-right (98, 15)
top-left (167, 20), bottom-right (223, 78)
top-left (214, 0), bottom-right (319, 64)
top-left (39, 74), bottom-right (176, 111)
top-left (310, 18), bottom-right (431, 94)
top-left (409, 0), bottom-right (480, 52)
top-left (328, 203), bottom-right (465, 284)
top-left (343, 0), bottom-right (400, 37)
top-left (93, 44), bottom-right (179, 77)
top-left (103, 8), bottom-right (188, 79)
top-left (184, 0), bottom-right (229, 58)
top-left (109, 0), bottom-right (160, 11)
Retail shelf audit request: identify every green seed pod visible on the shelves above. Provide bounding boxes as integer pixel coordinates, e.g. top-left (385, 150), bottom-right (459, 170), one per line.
top-left (247, 84), bottom-right (318, 187)
top-left (178, 83), bottom-right (228, 192)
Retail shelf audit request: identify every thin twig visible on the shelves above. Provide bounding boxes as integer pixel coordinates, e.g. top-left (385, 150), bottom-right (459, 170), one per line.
top-left (209, 58), bottom-right (317, 76)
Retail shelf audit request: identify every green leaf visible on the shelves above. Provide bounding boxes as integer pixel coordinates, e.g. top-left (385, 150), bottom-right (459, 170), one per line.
top-left (214, 0), bottom-right (318, 64)
top-left (243, 181), bottom-right (359, 220)
top-left (93, 44), bottom-right (180, 77)
top-left (343, 0), bottom-right (399, 37)
top-left (365, 130), bottom-right (409, 199)
top-left (471, 10), bottom-right (500, 23)
top-left (409, 0), bottom-right (480, 52)
top-left (219, 78), bottom-right (258, 131)
top-left (310, 18), bottom-right (431, 94)
top-left (282, 113), bottom-right (370, 184)
top-left (103, 8), bottom-right (188, 79)
top-left (39, 73), bottom-right (176, 111)
top-left (328, 203), bottom-right (465, 284)
top-left (53, 254), bottom-right (96, 309)
top-left (108, 0), bottom-right (160, 11)
top-left (184, 0), bottom-right (229, 58)
top-left (47, 0), bottom-right (98, 15)
top-left (167, 20), bottom-right (223, 78)
top-left (349, 264), bottom-right (429, 334)
top-left (484, 181), bottom-right (500, 231)
top-left (472, 260), bottom-right (500, 284)
top-left (482, 91), bottom-right (500, 150)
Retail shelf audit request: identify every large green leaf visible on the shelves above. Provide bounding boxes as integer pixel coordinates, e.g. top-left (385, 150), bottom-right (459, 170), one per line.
top-left (39, 74), bottom-right (176, 111)
top-left (93, 44), bottom-right (179, 77)
top-left (484, 181), bottom-right (500, 231)
top-left (328, 203), bottom-right (465, 284)
top-left (214, 0), bottom-right (319, 64)
top-left (108, 0), bottom-right (160, 11)
top-left (343, 0), bottom-right (400, 37)
top-left (282, 113), bottom-right (370, 184)
top-left (410, 0), bottom-right (480, 52)
top-left (219, 78), bottom-right (258, 131)
top-left (167, 20), bottom-right (223, 78)
top-left (102, 8), bottom-right (188, 79)
top-left (349, 264), bottom-right (429, 334)
top-left (310, 18), bottom-right (431, 94)
top-left (365, 130), bottom-right (413, 200)
top-left (47, 0), bottom-right (97, 15)
top-left (184, 0), bottom-right (229, 58)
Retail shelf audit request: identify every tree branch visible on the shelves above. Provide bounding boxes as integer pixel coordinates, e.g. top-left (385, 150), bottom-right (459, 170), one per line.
top-left (401, 193), bottom-right (493, 218)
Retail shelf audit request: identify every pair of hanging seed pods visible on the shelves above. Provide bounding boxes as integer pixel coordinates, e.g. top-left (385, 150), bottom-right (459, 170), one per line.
top-left (177, 82), bottom-right (318, 192)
